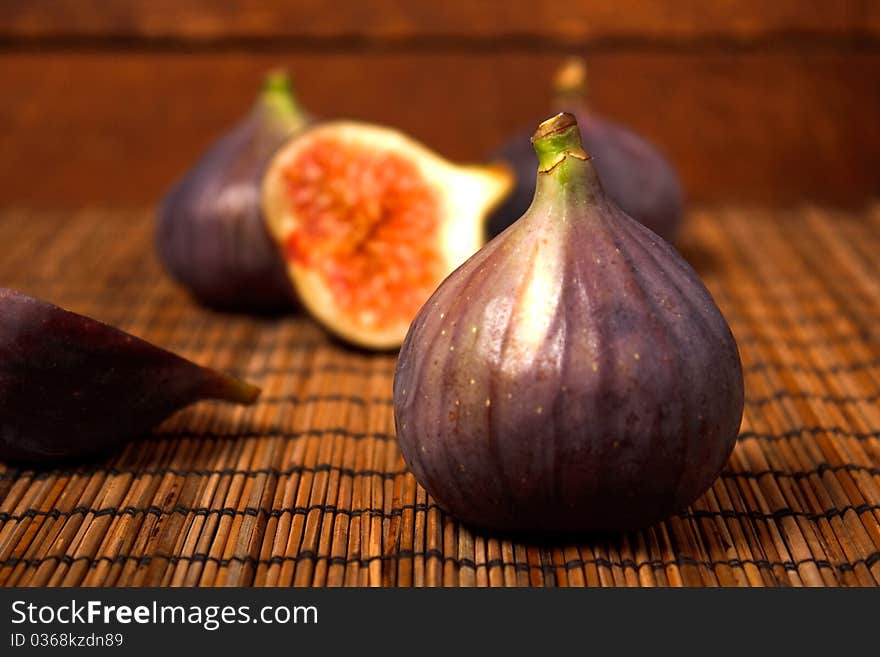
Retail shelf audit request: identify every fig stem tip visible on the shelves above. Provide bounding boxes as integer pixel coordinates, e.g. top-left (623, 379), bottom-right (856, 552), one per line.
top-left (263, 69), bottom-right (291, 94)
top-left (260, 69), bottom-right (308, 128)
top-left (554, 57), bottom-right (588, 96)
top-left (532, 112), bottom-right (578, 142)
top-left (531, 113), bottom-right (588, 171)
top-left (215, 373), bottom-right (262, 405)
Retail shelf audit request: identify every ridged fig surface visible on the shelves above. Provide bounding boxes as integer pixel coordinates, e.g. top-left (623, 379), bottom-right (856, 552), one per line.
top-left (489, 61), bottom-right (684, 242)
top-left (0, 288), bottom-right (260, 462)
top-left (394, 114), bottom-right (742, 533)
top-left (156, 72), bottom-right (305, 312)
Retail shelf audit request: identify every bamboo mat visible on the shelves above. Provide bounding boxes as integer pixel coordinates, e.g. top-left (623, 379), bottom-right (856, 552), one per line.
top-left (1, 205), bottom-right (879, 587)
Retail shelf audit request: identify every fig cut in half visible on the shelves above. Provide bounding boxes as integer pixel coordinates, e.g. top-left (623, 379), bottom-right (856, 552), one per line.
top-left (262, 122), bottom-right (512, 349)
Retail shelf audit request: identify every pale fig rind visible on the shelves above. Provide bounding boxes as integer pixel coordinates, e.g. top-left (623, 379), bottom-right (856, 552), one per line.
top-left (394, 113), bottom-right (742, 533)
top-left (156, 71), bottom-right (306, 312)
top-left (262, 120), bottom-right (513, 350)
top-left (0, 288), bottom-right (260, 462)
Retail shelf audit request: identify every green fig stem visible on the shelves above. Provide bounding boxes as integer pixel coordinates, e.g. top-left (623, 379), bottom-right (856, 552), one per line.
top-left (531, 113), bottom-right (589, 173)
top-left (264, 69), bottom-right (292, 96)
top-left (260, 69), bottom-right (308, 132)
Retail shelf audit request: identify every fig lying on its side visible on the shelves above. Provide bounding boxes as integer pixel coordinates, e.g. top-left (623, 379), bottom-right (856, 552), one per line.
top-left (489, 58), bottom-right (684, 243)
top-left (0, 288), bottom-right (260, 462)
top-left (262, 122), bottom-right (513, 349)
top-left (394, 113), bottom-right (742, 533)
top-left (157, 71), bottom-right (308, 312)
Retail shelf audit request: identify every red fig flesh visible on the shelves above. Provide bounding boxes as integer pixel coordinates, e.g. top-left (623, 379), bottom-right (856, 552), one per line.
top-left (0, 288), bottom-right (260, 462)
top-left (394, 114), bottom-right (742, 533)
top-left (263, 121), bottom-right (513, 349)
top-left (489, 59), bottom-right (684, 243)
top-left (156, 71), bottom-right (307, 312)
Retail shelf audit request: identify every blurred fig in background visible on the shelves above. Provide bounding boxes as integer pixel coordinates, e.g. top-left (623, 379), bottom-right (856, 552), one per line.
top-left (156, 71), bottom-right (309, 312)
top-left (489, 58), bottom-right (684, 243)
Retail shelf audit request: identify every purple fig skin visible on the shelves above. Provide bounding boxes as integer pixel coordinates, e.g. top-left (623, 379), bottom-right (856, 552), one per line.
top-left (394, 114), bottom-right (742, 533)
top-left (156, 72), bottom-right (306, 312)
top-left (0, 288), bottom-right (260, 463)
top-left (488, 79), bottom-right (684, 243)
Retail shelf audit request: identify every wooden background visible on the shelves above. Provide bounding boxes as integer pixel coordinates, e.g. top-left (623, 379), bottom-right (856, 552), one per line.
top-left (0, 1), bottom-right (879, 208)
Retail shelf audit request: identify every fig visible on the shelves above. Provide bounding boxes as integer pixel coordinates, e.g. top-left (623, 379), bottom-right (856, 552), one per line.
top-left (488, 58), bottom-right (684, 243)
top-left (157, 70), bottom-right (308, 312)
top-left (393, 113), bottom-right (743, 533)
top-left (262, 121), bottom-right (513, 349)
top-left (0, 288), bottom-right (260, 463)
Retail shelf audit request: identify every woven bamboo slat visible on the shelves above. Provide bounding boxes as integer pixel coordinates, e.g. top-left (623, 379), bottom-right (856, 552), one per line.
top-left (0, 206), bottom-right (878, 587)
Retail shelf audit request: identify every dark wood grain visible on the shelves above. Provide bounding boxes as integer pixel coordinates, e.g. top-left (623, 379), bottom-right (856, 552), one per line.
top-left (1, 0), bottom-right (877, 44)
top-left (0, 51), bottom-right (878, 207)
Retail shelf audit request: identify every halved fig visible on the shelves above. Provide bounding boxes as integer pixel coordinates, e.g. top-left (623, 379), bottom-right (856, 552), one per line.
top-left (0, 288), bottom-right (260, 462)
top-left (262, 122), bottom-right (512, 349)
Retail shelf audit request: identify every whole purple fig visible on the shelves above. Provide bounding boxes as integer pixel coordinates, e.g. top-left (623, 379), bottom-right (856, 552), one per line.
top-left (0, 288), bottom-right (260, 462)
top-left (489, 59), bottom-right (684, 243)
top-left (394, 113), bottom-right (742, 533)
top-left (157, 71), bottom-right (308, 312)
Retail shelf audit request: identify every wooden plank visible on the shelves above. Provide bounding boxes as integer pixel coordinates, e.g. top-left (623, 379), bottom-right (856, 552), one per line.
top-left (0, 50), bottom-right (878, 207)
top-left (1, 0), bottom-right (877, 44)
